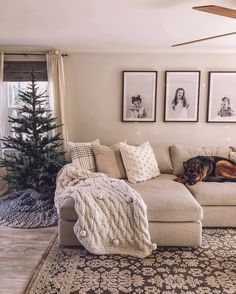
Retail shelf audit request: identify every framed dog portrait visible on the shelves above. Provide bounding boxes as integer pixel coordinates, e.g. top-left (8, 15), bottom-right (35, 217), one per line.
top-left (207, 71), bottom-right (236, 123)
top-left (164, 71), bottom-right (200, 122)
top-left (122, 71), bottom-right (157, 122)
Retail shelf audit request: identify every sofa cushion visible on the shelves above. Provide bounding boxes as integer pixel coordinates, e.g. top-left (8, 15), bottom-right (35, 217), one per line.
top-left (187, 182), bottom-right (236, 206)
top-left (127, 175), bottom-right (203, 222)
top-left (60, 197), bottom-right (77, 221)
top-left (149, 173), bottom-right (175, 181)
top-left (59, 174), bottom-right (203, 222)
top-left (151, 144), bottom-right (173, 174)
top-left (170, 145), bottom-right (231, 176)
top-left (60, 176), bottom-right (173, 222)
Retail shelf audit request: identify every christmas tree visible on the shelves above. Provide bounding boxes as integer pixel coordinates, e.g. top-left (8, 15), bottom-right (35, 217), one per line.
top-left (0, 73), bottom-right (66, 200)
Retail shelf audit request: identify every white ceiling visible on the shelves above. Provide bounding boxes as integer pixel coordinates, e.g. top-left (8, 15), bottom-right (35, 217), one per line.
top-left (1, 0), bottom-right (236, 52)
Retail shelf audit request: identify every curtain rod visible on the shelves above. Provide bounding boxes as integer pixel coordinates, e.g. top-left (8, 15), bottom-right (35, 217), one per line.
top-left (4, 52), bottom-right (68, 57)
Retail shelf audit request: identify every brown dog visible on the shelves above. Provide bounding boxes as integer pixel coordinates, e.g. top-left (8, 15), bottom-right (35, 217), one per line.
top-left (174, 156), bottom-right (236, 185)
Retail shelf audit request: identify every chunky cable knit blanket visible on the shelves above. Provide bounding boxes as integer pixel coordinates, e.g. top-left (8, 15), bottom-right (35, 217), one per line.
top-left (55, 164), bottom-right (156, 258)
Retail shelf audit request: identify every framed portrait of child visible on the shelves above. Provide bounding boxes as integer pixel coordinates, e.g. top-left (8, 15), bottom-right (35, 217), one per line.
top-left (122, 71), bottom-right (157, 122)
top-left (207, 71), bottom-right (236, 123)
top-left (164, 71), bottom-right (201, 122)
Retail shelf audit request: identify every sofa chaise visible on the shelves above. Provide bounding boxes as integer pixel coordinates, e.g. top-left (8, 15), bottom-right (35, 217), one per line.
top-left (58, 144), bottom-right (236, 247)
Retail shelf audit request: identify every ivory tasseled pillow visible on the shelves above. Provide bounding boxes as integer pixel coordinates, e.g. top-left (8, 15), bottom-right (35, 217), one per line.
top-left (68, 139), bottom-right (100, 172)
top-left (119, 142), bottom-right (160, 183)
top-left (92, 143), bottom-right (126, 179)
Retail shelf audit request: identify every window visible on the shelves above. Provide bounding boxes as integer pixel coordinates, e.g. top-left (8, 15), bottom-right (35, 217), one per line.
top-left (5, 81), bottom-right (49, 137)
top-left (3, 61), bottom-right (48, 137)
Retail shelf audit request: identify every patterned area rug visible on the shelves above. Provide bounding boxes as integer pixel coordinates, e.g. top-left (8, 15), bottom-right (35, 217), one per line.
top-left (0, 189), bottom-right (58, 228)
top-left (26, 229), bottom-right (236, 294)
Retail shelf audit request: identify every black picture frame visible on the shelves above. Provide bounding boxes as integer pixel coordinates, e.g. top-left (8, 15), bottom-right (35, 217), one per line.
top-left (207, 71), bottom-right (236, 123)
top-left (164, 71), bottom-right (200, 122)
top-left (122, 71), bottom-right (157, 122)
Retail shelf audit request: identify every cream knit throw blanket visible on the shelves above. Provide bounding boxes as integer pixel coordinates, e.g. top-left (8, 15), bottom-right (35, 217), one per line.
top-left (55, 164), bottom-right (156, 258)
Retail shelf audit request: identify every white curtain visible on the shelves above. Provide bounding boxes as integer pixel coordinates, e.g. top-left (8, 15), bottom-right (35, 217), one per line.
top-left (0, 52), bottom-right (8, 195)
top-left (46, 50), bottom-right (68, 151)
top-left (0, 52), bottom-right (6, 158)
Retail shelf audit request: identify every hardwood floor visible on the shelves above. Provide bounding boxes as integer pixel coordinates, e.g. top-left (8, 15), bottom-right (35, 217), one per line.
top-left (0, 225), bottom-right (57, 294)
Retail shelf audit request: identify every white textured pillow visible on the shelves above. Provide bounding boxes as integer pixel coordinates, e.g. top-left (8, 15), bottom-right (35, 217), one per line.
top-left (68, 139), bottom-right (100, 171)
top-left (120, 142), bottom-right (160, 183)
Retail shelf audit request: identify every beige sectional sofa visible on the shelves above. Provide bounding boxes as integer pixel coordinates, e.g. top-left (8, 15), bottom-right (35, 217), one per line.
top-left (58, 144), bottom-right (236, 247)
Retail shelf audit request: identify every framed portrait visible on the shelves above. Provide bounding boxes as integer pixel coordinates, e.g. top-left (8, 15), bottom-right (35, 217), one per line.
top-left (207, 71), bottom-right (236, 123)
top-left (164, 71), bottom-right (200, 122)
top-left (122, 71), bottom-right (157, 122)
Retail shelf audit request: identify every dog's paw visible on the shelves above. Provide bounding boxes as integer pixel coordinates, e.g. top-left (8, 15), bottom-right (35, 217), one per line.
top-left (173, 176), bottom-right (187, 185)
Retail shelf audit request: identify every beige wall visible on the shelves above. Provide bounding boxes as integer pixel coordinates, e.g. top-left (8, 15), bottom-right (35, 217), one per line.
top-left (64, 53), bottom-right (236, 147)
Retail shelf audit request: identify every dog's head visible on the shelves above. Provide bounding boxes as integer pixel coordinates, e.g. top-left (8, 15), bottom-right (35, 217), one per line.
top-left (183, 158), bottom-right (207, 185)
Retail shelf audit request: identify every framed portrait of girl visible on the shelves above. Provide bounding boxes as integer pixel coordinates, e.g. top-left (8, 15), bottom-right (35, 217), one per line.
top-left (164, 71), bottom-right (200, 122)
top-left (122, 71), bottom-right (157, 122)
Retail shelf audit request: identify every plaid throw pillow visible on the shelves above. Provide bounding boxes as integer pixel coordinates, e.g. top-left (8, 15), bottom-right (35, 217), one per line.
top-left (68, 139), bottom-right (100, 172)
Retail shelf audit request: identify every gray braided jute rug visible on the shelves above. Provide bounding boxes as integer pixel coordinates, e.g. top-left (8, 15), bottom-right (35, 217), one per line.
top-left (0, 189), bottom-right (58, 228)
top-left (25, 229), bottom-right (236, 294)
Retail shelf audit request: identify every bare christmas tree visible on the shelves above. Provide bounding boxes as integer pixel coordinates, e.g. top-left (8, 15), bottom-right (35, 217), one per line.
top-left (0, 73), bottom-right (66, 200)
